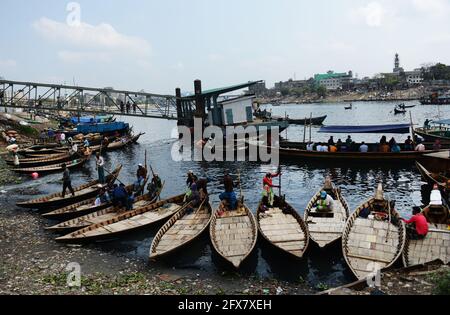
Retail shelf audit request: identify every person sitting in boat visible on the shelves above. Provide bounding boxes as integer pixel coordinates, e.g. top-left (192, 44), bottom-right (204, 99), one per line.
top-left (415, 141), bottom-right (426, 152)
top-left (83, 138), bottom-right (90, 148)
top-left (70, 142), bottom-right (78, 156)
top-left (262, 169), bottom-right (281, 207)
top-left (391, 141), bottom-right (401, 153)
top-left (336, 139), bottom-right (343, 151)
top-left (345, 135), bottom-right (353, 147)
top-left (404, 136), bottom-right (413, 151)
top-left (379, 142), bottom-right (390, 153)
top-left (380, 136), bottom-right (387, 145)
top-left (424, 119), bottom-right (431, 130)
top-left (94, 188), bottom-right (111, 207)
top-left (125, 187), bottom-right (135, 211)
top-left (359, 142), bottom-right (369, 153)
top-left (388, 137), bottom-right (397, 148)
top-left (306, 142), bottom-right (314, 151)
top-left (433, 139), bottom-right (442, 150)
top-left (219, 170), bottom-right (239, 211)
top-left (136, 163), bottom-right (147, 186)
top-left (316, 191), bottom-right (334, 213)
top-left (185, 176), bottom-right (201, 214)
top-left (186, 170), bottom-right (196, 188)
top-left (402, 206), bottom-right (428, 240)
top-left (147, 173), bottom-right (163, 199)
top-left (329, 144), bottom-right (338, 152)
top-left (430, 184), bottom-right (443, 206)
top-left (328, 137), bottom-right (335, 146)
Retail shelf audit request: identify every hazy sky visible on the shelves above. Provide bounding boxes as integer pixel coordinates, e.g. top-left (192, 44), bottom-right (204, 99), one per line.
top-left (1, 0), bottom-right (449, 94)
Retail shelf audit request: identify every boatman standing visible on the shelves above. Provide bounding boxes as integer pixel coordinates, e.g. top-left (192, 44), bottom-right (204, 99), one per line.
top-left (219, 170), bottom-right (239, 211)
top-left (96, 153), bottom-right (105, 184)
top-left (261, 167), bottom-right (281, 208)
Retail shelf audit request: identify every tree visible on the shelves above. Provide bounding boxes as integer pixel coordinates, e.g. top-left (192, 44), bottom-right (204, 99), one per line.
top-left (421, 63), bottom-right (450, 81)
top-left (382, 74), bottom-right (400, 90)
top-left (280, 88), bottom-right (290, 96)
top-left (316, 85), bottom-right (327, 98)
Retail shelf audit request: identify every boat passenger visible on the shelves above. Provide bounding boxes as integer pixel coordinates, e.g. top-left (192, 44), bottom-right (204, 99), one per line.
top-left (433, 140), bottom-right (442, 150)
top-left (379, 143), bottom-right (390, 153)
top-left (359, 142), bottom-right (369, 153)
top-left (388, 137), bottom-right (396, 148)
top-left (185, 176), bottom-right (201, 214)
top-left (306, 142), bottom-right (314, 151)
top-left (126, 188), bottom-right (135, 211)
top-left (391, 142), bottom-right (401, 153)
top-left (404, 136), bottom-right (413, 151)
top-left (83, 138), bottom-right (90, 148)
top-left (328, 137), bottom-right (335, 146)
top-left (380, 136), bottom-right (387, 145)
top-left (61, 164), bottom-right (75, 198)
top-left (147, 173), bottom-right (163, 199)
top-left (219, 170), bottom-right (238, 211)
top-left (316, 191), bottom-right (334, 213)
top-left (402, 207), bottom-right (428, 240)
top-left (262, 169), bottom-right (281, 207)
top-left (186, 170), bottom-right (196, 188)
top-left (345, 136), bottom-right (353, 147)
top-left (329, 144), bottom-right (338, 152)
top-left (424, 119), bottom-right (431, 130)
top-left (136, 164), bottom-right (147, 185)
top-left (70, 143), bottom-right (78, 156)
top-left (415, 142), bottom-right (426, 152)
top-left (196, 177), bottom-right (209, 201)
top-left (430, 184), bottom-right (443, 206)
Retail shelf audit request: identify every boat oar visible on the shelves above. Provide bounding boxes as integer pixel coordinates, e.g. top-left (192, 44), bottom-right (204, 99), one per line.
top-left (237, 169), bottom-right (244, 204)
top-left (103, 167), bottom-right (125, 186)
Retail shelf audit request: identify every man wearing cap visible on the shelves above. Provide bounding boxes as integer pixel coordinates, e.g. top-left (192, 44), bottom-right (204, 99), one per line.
top-left (316, 191), bottom-right (334, 213)
top-left (136, 164), bottom-right (148, 192)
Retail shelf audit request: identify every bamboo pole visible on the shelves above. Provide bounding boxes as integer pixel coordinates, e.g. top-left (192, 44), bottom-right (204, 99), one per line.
top-left (410, 112), bottom-right (416, 148)
top-left (303, 117), bottom-right (307, 143)
top-left (309, 113), bottom-right (312, 143)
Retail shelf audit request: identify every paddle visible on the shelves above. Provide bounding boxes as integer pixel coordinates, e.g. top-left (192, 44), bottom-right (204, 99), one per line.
top-left (103, 167), bottom-right (125, 186)
top-left (237, 169), bottom-right (244, 204)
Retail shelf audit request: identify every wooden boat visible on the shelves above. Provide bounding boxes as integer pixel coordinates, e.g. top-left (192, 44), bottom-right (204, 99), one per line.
top-left (46, 184), bottom-right (164, 232)
top-left (149, 198), bottom-right (212, 259)
top-left (304, 180), bottom-right (350, 248)
top-left (319, 124), bottom-right (411, 134)
top-left (342, 184), bottom-right (406, 280)
top-left (42, 183), bottom-right (139, 221)
top-left (256, 195), bottom-right (309, 258)
top-left (16, 165), bottom-right (122, 210)
top-left (397, 104), bottom-right (416, 109)
top-left (55, 194), bottom-right (185, 242)
top-left (271, 141), bottom-right (443, 161)
top-left (402, 203), bottom-right (450, 267)
top-left (5, 152), bottom-right (68, 164)
top-left (6, 153), bottom-right (74, 168)
top-left (12, 156), bottom-right (88, 175)
top-left (287, 115), bottom-right (327, 126)
top-left (394, 107), bottom-right (407, 114)
top-left (18, 147), bottom-right (68, 157)
top-left (210, 202), bottom-right (258, 268)
top-left (416, 162), bottom-right (448, 191)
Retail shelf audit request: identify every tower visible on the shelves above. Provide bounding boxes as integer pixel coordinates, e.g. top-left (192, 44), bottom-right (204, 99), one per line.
top-left (393, 53), bottom-right (403, 73)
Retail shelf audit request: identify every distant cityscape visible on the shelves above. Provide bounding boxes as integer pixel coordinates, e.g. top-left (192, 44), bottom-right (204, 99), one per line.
top-left (249, 54), bottom-right (450, 98)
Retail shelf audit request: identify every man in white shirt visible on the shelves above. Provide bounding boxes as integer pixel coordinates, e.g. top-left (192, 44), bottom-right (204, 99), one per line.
top-left (415, 143), bottom-right (426, 152)
top-left (96, 152), bottom-right (105, 184)
top-left (430, 184), bottom-right (443, 206)
top-left (359, 142), bottom-right (369, 153)
top-left (306, 142), bottom-right (314, 151)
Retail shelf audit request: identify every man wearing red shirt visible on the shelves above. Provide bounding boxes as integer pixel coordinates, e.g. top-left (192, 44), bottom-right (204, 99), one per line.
top-left (262, 168), bottom-right (281, 208)
top-left (402, 207), bottom-right (429, 240)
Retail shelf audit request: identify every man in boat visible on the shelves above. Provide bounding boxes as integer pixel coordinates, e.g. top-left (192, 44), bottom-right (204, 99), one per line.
top-left (430, 184), bottom-right (443, 206)
top-left (328, 137), bottom-right (335, 146)
top-left (433, 139), bottom-right (442, 150)
top-left (186, 170), bottom-right (196, 188)
top-left (306, 142), bottom-right (314, 151)
top-left (391, 141), bottom-right (401, 153)
top-left (185, 176), bottom-right (201, 214)
top-left (261, 168), bottom-right (281, 208)
top-left (196, 177), bottom-right (209, 201)
top-left (136, 163), bottom-right (147, 188)
top-left (219, 170), bottom-right (239, 211)
top-left (415, 141), bottom-right (426, 152)
top-left (359, 142), bottom-right (369, 153)
top-left (125, 187), bottom-right (135, 211)
top-left (404, 136), bottom-right (413, 151)
top-left (95, 153), bottom-right (105, 184)
top-left (83, 138), bottom-right (90, 148)
top-left (147, 173), bottom-right (163, 199)
top-left (402, 207), bottom-right (428, 240)
top-left (424, 119), bottom-right (431, 130)
top-left (101, 136), bottom-right (110, 150)
top-left (61, 163), bottom-right (75, 198)
top-left (345, 135), bottom-right (353, 147)
top-left (316, 191), bottom-right (334, 213)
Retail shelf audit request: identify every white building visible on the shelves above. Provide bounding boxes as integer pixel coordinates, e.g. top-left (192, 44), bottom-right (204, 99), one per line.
top-left (405, 69), bottom-right (423, 85)
top-left (214, 95), bottom-right (255, 126)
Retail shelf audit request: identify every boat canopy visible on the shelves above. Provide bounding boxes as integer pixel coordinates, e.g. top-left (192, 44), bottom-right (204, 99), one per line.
top-left (70, 116), bottom-right (112, 124)
top-left (431, 119), bottom-right (450, 125)
top-left (319, 124), bottom-right (411, 134)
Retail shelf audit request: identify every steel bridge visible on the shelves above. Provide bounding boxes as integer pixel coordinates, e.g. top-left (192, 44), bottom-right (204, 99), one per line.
top-left (0, 79), bottom-right (181, 120)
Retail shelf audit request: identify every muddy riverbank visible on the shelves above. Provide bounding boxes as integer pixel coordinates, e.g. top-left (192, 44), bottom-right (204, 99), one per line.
top-left (0, 187), bottom-right (316, 295)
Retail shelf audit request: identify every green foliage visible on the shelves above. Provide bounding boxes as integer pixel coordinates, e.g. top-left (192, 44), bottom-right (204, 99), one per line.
top-left (17, 125), bottom-right (39, 137)
top-left (280, 88), bottom-right (290, 96)
top-left (382, 74), bottom-right (400, 90)
top-left (430, 270), bottom-right (450, 295)
top-left (422, 63), bottom-right (450, 81)
top-left (316, 282), bottom-right (329, 291)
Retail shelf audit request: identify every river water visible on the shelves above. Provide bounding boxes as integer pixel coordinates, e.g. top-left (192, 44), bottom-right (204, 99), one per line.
top-left (10, 100), bottom-right (450, 288)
